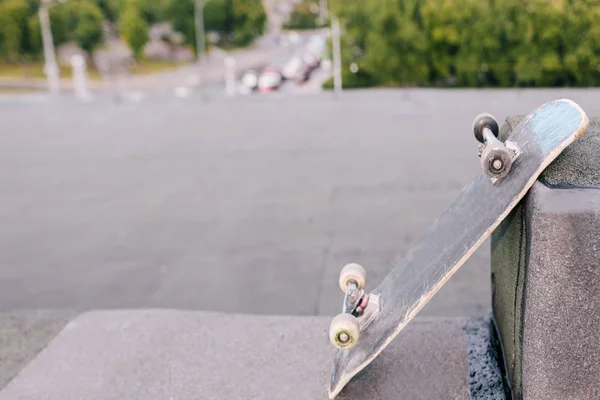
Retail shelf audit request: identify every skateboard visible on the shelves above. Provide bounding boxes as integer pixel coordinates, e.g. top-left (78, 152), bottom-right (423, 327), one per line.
top-left (328, 99), bottom-right (589, 399)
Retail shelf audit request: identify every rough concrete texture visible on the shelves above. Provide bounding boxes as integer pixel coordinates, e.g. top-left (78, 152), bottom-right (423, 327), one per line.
top-left (521, 184), bottom-right (600, 399)
top-left (0, 310), bottom-right (73, 389)
top-left (490, 195), bottom-right (525, 394)
top-left (492, 117), bottom-right (600, 400)
top-left (2, 95), bottom-right (598, 397)
top-left (0, 311), bottom-right (473, 400)
top-left (466, 318), bottom-right (507, 400)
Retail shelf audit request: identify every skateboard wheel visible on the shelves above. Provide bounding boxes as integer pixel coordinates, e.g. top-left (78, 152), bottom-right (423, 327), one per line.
top-left (329, 313), bottom-right (360, 349)
top-left (473, 113), bottom-right (499, 143)
top-left (339, 263), bottom-right (366, 292)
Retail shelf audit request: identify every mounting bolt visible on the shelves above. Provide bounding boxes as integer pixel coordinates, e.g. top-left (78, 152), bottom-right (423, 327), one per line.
top-left (338, 332), bottom-right (349, 343)
top-left (491, 157), bottom-right (504, 172)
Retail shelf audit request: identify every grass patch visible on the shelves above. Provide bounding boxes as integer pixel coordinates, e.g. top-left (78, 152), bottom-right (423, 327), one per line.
top-left (0, 62), bottom-right (101, 80)
top-left (130, 59), bottom-right (188, 75)
top-left (0, 59), bottom-right (187, 80)
top-left (0, 87), bottom-right (42, 95)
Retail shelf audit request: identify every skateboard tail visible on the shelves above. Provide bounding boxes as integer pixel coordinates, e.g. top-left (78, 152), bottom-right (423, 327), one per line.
top-left (328, 99), bottom-right (589, 399)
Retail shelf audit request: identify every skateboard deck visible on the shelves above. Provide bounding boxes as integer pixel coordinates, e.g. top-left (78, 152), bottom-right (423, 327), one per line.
top-left (329, 99), bottom-right (589, 398)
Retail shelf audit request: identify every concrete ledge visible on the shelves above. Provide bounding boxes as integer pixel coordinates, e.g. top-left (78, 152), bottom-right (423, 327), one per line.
top-left (0, 310), bottom-right (485, 400)
top-left (493, 116), bottom-right (600, 399)
top-left (0, 310), bottom-right (74, 390)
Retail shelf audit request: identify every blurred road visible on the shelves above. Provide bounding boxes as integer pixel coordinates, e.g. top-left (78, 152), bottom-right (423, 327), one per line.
top-left (1, 89), bottom-right (599, 318)
top-left (119, 28), bottom-right (328, 94)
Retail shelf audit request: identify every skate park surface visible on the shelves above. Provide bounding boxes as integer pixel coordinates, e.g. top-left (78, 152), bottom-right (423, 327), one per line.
top-left (1, 89), bottom-right (599, 397)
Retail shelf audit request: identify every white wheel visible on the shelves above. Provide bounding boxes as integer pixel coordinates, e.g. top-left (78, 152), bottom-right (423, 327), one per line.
top-left (329, 313), bottom-right (360, 349)
top-left (338, 263), bottom-right (366, 292)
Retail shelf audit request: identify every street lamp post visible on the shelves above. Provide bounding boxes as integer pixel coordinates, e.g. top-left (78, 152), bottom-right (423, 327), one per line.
top-left (194, 0), bottom-right (210, 65)
top-left (331, 16), bottom-right (342, 95)
top-left (319, 0), bottom-right (328, 25)
top-left (39, 0), bottom-right (60, 95)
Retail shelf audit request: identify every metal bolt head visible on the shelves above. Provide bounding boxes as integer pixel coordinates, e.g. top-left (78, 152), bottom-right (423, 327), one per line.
top-left (492, 158), bottom-right (504, 171)
top-left (481, 145), bottom-right (513, 180)
top-left (337, 332), bottom-right (350, 344)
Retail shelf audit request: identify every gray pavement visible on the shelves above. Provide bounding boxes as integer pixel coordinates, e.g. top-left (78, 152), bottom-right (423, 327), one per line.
top-left (1, 88), bottom-right (600, 391)
top-left (1, 89), bottom-right (600, 317)
top-left (0, 310), bottom-right (74, 389)
top-left (0, 311), bottom-right (473, 400)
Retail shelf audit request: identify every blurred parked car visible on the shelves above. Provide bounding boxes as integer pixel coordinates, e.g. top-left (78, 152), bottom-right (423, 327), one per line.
top-left (241, 70), bottom-right (259, 91)
top-left (258, 67), bottom-right (283, 92)
top-left (295, 64), bottom-right (312, 84)
top-left (306, 35), bottom-right (326, 57)
top-left (302, 51), bottom-right (320, 70)
top-left (282, 56), bottom-right (304, 80)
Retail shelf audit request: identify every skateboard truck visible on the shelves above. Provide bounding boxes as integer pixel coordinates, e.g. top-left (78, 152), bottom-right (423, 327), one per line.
top-left (473, 113), bottom-right (520, 182)
top-left (329, 263), bottom-right (380, 350)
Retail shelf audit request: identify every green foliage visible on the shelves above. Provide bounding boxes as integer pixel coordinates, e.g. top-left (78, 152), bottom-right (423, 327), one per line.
top-left (322, 68), bottom-right (376, 89)
top-left (0, 0), bottom-right (104, 61)
top-left (167, 0), bottom-right (266, 51)
top-left (119, 0), bottom-right (149, 59)
top-left (27, 4), bottom-right (70, 55)
top-left (365, 0), bottom-right (429, 85)
top-left (99, 0), bottom-right (169, 23)
top-left (0, 0), bottom-right (30, 60)
top-left (563, 0), bottom-right (600, 86)
top-left (0, 0), bottom-right (266, 61)
top-left (64, 0), bottom-right (105, 54)
top-left (228, 0), bottom-right (267, 46)
top-left (329, 0), bottom-right (600, 88)
top-left (97, 0), bottom-right (122, 21)
top-left (166, 0), bottom-right (196, 50)
top-left (283, 1), bottom-right (326, 30)
top-left (139, 0), bottom-right (170, 24)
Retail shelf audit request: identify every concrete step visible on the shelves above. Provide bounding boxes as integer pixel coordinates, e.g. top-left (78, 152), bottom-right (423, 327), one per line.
top-left (0, 310), bottom-right (503, 400)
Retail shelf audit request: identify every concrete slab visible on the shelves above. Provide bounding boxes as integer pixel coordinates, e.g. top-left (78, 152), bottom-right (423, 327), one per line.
top-left (0, 92), bottom-right (498, 316)
top-left (7, 90), bottom-right (600, 315)
top-left (2, 91), bottom-right (600, 319)
top-left (0, 310), bottom-right (74, 389)
top-left (0, 310), bottom-right (473, 400)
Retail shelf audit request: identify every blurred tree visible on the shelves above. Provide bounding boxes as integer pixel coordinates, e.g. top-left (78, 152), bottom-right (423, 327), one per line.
top-left (27, 3), bottom-right (69, 56)
top-left (453, 0), bottom-right (503, 87)
top-left (167, 0), bottom-right (196, 50)
top-left (0, 0), bottom-right (105, 61)
top-left (119, 0), bottom-right (149, 59)
top-left (101, 0), bottom-right (169, 24)
top-left (421, 0), bottom-right (461, 84)
top-left (97, 0), bottom-right (122, 21)
top-left (362, 0), bottom-right (428, 85)
top-left (513, 0), bottom-right (565, 86)
top-left (204, 0), bottom-right (226, 33)
top-left (139, 0), bottom-right (170, 24)
top-left (488, 0), bottom-right (521, 87)
top-left (283, 0), bottom-right (325, 30)
top-left (0, 0), bottom-right (30, 61)
top-left (563, 0), bottom-right (600, 86)
top-left (229, 0), bottom-right (266, 46)
top-left (329, 0), bottom-right (374, 84)
top-left (328, 0), bottom-right (600, 88)
top-left (167, 0), bottom-right (265, 51)
top-left (69, 1), bottom-right (105, 54)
